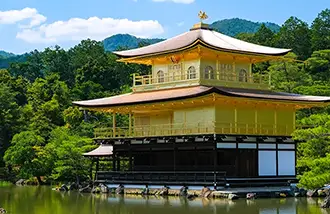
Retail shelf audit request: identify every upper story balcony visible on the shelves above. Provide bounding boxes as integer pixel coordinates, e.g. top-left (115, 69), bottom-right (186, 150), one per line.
top-left (132, 67), bottom-right (270, 92)
top-left (94, 121), bottom-right (294, 139)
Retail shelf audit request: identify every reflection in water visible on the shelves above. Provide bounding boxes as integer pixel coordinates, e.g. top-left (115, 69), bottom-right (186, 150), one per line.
top-left (0, 186), bottom-right (329, 214)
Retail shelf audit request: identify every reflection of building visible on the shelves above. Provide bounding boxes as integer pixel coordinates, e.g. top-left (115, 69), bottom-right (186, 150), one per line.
top-left (75, 17), bottom-right (330, 186)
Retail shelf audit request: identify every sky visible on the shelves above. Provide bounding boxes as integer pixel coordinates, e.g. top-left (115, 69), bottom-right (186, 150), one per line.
top-left (0, 0), bottom-right (329, 54)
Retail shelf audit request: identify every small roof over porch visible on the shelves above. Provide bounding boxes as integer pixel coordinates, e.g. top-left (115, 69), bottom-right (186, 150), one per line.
top-left (83, 144), bottom-right (113, 157)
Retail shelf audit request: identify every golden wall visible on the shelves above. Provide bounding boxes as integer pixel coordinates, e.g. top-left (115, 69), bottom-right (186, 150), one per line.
top-left (133, 103), bottom-right (296, 137)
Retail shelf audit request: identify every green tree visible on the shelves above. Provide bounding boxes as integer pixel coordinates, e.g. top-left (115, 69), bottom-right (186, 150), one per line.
top-left (269, 53), bottom-right (312, 92)
top-left (4, 131), bottom-right (51, 183)
top-left (311, 9), bottom-right (330, 51)
top-left (0, 83), bottom-right (21, 166)
top-left (294, 114), bottom-right (330, 189)
top-left (305, 50), bottom-right (330, 82)
top-left (254, 24), bottom-right (275, 46)
top-left (46, 127), bottom-right (94, 182)
top-left (275, 17), bottom-right (311, 60)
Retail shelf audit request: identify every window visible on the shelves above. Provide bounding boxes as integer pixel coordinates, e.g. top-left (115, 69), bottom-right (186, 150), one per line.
top-left (187, 66), bottom-right (196, 79)
top-left (204, 66), bottom-right (215, 79)
top-left (157, 70), bottom-right (165, 83)
top-left (239, 69), bottom-right (248, 82)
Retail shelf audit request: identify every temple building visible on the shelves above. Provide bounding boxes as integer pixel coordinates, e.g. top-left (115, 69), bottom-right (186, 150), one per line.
top-left (74, 16), bottom-right (330, 187)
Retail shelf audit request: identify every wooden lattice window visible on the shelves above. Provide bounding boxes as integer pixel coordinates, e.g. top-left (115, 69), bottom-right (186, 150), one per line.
top-left (157, 70), bottom-right (165, 83)
top-left (187, 66), bottom-right (196, 79)
top-left (239, 69), bottom-right (248, 82)
top-left (204, 66), bottom-right (215, 79)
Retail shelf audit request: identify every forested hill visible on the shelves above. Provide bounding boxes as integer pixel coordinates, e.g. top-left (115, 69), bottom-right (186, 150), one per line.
top-left (210, 18), bottom-right (281, 37)
top-left (102, 18), bottom-right (281, 51)
top-left (103, 34), bottom-right (164, 51)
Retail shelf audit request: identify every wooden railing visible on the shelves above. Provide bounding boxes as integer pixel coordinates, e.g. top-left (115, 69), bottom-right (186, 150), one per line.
top-left (133, 70), bottom-right (270, 90)
top-left (96, 171), bottom-right (227, 186)
top-left (94, 122), bottom-right (293, 139)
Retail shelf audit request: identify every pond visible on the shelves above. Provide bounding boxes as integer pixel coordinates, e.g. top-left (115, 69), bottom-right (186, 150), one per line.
top-left (0, 186), bottom-right (329, 214)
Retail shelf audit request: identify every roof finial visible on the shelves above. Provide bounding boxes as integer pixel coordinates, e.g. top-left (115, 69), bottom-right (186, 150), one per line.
top-left (198, 11), bottom-right (208, 23)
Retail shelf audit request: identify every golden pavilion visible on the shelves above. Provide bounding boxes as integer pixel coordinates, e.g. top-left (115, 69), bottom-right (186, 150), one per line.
top-left (75, 15), bottom-right (330, 187)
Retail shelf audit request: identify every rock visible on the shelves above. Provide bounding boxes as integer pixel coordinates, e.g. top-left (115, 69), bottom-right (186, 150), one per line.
top-left (116, 184), bottom-right (125, 195)
top-left (321, 196), bottom-right (330, 208)
top-left (179, 186), bottom-right (188, 197)
top-left (59, 184), bottom-right (69, 192)
top-left (0, 208), bottom-right (6, 214)
top-left (299, 188), bottom-right (307, 197)
top-left (307, 190), bottom-right (318, 197)
top-left (279, 193), bottom-right (287, 198)
top-left (79, 185), bottom-right (92, 193)
top-left (99, 184), bottom-right (109, 194)
top-left (69, 182), bottom-right (79, 191)
top-left (158, 186), bottom-right (169, 196)
top-left (294, 192), bottom-right (300, 197)
top-left (200, 186), bottom-right (212, 198)
top-left (92, 186), bottom-right (101, 194)
top-left (228, 193), bottom-right (239, 200)
top-left (246, 193), bottom-right (256, 199)
top-left (141, 185), bottom-right (149, 195)
top-left (15, 179), bottom-right (25, 186)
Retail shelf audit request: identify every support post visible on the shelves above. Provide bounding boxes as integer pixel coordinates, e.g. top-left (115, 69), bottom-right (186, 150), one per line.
top-left (117, 156), bottom-right (121, 171)
top-left (113, 112), bottom-right (116, 137)
top-left (129, 112), bottom-right (132, 137)
top-left (129, 148), bottom-right (133, 171)
top-left (112, 154), bottom-right (116, 171)
top-left (95, 159), bottom-right (100, 180)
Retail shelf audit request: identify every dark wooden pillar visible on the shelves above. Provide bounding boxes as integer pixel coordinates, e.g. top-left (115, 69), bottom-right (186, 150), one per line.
top-left (95, 158), bottom-right (100, 180)
top-left (112, 154), bottom-right (116, 171)
top-left (129, 149), bottom-right (133, 171)
top-left (173, 140), bottom-right (176, 172)
top-left (117, 156), bottom-right (121, 171)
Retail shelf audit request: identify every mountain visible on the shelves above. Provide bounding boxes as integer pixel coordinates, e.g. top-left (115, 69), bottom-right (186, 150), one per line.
top-left (102, 18), bottom-right (281, 51)
top-left (103, 34), bottom-right (164, 52)
top-left (0, 51), bottom-right (16, 59)
top-left (210, 18), bottom-right (281, 37)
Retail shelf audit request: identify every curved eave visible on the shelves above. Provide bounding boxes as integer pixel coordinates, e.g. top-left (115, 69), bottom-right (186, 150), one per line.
top-left (73, 86), bottom-right (330, 109)
top-left (115, 39), bottom-right (291, 62)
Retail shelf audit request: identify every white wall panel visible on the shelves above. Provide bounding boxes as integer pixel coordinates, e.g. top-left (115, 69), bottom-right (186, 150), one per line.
top-left (258, 151), bottom-right (276, 176)
top-left (278, 151), bottom-right (295, 176)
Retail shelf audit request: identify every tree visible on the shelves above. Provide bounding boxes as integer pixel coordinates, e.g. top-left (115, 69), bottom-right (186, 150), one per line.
top-left (268, 53), bottom-right (312, 92)
top-left (0, 83), bottom-right (21, 166)
top-left (305, 50), bottom-right (330, 82)
top-left (236, 32), bottom-right (256, 43)
top-left (253, 24), bottom-right (275, 46)
top-left (311, 9), bottom-right (330, 51)
top-left (275, 17), bottom-right (312, 60)
top-left (4, 131), bottom-right (50, 183)
top-left (45, 127), bottom-right (94, 182)
top-left (293, 114), bottom-right (330, 189)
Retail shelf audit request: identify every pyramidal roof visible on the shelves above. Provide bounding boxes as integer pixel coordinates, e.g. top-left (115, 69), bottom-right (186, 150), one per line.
top-left (114, 23), bottom-right (291, 58)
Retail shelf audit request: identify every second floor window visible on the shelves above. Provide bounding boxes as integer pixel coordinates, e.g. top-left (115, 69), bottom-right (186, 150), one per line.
top-left (204, 66), bottom-right (215, 79)
top-left (157, 70), bottom-right (165, 83)
top-left (239, 69), bottom-right (248, 82)
top-left (187, 66), bottom-right (196, 79)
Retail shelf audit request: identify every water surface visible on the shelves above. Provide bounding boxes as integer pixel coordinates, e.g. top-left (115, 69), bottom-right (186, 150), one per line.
top-left (0, 186), bottom-right (329, 214)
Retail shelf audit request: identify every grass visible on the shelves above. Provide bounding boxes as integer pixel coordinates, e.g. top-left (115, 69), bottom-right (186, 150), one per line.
top-left (0, 181), bottom-right (13, 187)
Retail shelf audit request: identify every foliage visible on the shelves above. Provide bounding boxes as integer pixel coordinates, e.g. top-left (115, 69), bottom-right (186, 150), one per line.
top-left (4, 131), bottom-right (49, 183)
top-left (45, 127), bottom-right (94, 182)
top-left (311, 9), bottom-right (330, 51)
top-left (211, 18), bottom-right (280, 37)
top-left (103, 34), bottom-right (164, 51)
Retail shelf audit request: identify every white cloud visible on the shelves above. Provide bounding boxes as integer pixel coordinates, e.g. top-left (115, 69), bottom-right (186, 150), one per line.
top-left (0, 7), bottom-right (46, 28)
top-left (16, 16), bottom-right (164, 44)
top-left (152, 0), bottom-right (194, 4)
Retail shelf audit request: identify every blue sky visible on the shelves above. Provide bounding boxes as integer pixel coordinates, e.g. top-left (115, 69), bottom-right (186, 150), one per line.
top-left (0, 0), bottom-right (329, 54)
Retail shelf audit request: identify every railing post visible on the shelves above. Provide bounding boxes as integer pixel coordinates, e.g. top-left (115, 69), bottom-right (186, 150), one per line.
top-left (133, 73), bottom-right (136, 87)
top-left (113, 112), bottom-right (116, 137)
top-left (129, 112), bottom-right (132, 137)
